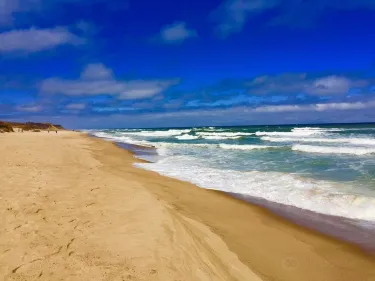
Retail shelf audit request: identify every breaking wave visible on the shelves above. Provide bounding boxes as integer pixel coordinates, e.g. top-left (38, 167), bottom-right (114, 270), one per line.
top-left (292, 144), bottom-right (375, 155)
top-left (135, 158), bottom-right (375, 221)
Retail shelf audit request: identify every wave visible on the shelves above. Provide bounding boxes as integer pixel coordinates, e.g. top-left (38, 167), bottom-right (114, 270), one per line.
top-left (154, 142), bottom-right (215, 149)
top-left (219, 144), bottom-right (274, 150)
top-left (197, 132), bottom-right (254, 136)
top-left (154, 142), bottom-right (275, 151)
top-left (257, 127), bottom-right (347, 137)
top-left (262, 136), bottom-right (375, 146)
top-left (292, 145), bottom-right (375, 155)
top-left (292, 127), bottom-right (343, 132)
top-left (197, 131), bottom-right (254, 137)
top-left (121, 129), bottom-right (191, 137)
top-left (193, 131), bottom-right (254, 140)
top-left (256, 131), bottom-right (322, 137)
top-left (176, 134), bottom-right (200, 140)
top-left (202, 135), bottom-right (242, 140)
top-left (135, 158), bottom-right (375, 221)
top-left (91, 131), bottom-right (154, 147)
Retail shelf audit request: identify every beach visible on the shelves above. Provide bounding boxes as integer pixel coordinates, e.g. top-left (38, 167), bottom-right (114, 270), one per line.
top-left (1, 131), bottom-right (375, 281)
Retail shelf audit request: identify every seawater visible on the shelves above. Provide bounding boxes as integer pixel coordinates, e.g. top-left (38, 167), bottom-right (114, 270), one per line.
top-left (89, 124), bottom-right (375, 222)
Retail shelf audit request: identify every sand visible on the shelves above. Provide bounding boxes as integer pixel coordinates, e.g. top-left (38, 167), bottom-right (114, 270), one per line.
top-left (0, 131), bottom-right (374, 281)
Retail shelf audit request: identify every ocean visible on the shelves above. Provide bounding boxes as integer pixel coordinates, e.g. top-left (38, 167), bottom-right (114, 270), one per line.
top-left (89, 123), bottom-right (375, 244)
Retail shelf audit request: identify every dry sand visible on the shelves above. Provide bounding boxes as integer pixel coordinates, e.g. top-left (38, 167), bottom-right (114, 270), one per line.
top-left (0, 131), bottom-right (374, 281)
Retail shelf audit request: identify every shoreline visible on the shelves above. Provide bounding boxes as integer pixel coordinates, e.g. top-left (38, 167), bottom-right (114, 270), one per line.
top-left (233, 193), bottom-right (375, 254)
top-left (1, 131), bottom-right (375, 281)
top-left (103, 135), bottom-right (375, 276)
top-left (110, 137), bottom-right (375, 255)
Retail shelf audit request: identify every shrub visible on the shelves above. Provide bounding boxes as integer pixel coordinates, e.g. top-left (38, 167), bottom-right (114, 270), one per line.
top-left (0, 121), bottom-right (14, 133)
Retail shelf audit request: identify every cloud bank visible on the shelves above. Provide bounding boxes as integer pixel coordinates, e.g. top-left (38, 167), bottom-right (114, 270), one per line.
top-left (0, 27), bottom-right (83, 53)
top-left (40, 63), bottom-right (179, 100)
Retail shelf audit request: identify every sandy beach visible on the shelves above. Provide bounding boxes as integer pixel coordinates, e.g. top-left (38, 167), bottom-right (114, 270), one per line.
top-left (1, 131), bottom-right (375, 281)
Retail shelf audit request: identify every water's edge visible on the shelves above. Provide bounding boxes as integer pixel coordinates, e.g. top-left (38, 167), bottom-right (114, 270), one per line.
top-left (232, 193), bottom-right (375, 254)
top-left (110, 137), bottom-right (375, 255)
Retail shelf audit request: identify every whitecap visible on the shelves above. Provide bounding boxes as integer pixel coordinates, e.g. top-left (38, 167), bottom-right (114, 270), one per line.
top-left (292, 144), bottom-right (375, 155)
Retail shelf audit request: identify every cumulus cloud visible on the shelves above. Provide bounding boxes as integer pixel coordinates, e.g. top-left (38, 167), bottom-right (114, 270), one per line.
top-left (0, 27), bottom-right (83, 53)
top-left (159, 22), bottom-right (197, 43)
top-left (246, 74), bottom-right (371, 96)
top-left (307, 76), bottom-right (351, 96)
top-left (40, 63), bottom-right (179, 100)
top-left (80, 63), bottom-right (113, 80)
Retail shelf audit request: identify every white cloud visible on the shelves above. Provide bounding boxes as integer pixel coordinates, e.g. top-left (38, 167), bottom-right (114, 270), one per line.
top-left (159, 22), bottom-right (197, 43)
top-left (212, 0), bottom-right (280, 37)
top-left (16, 104), bottom-right (43, 112)
top-left (246, 74), bottom-right (371, 96)
top-left (66, 103), bottom-right (86, 110)
top-left (254, 100), bottom-right (375, 113)
top-left (254, 104), bottom-right (306, 112)
top-left (80, 63), bottom-right (113, 80)
top-left (0, 27), bottom-right (83, 53)
top-left (306, 76), bottom-right (351, 95)
top-left (40, 63), bottom-right (179, 100)
top-left (16, 99), bottom-right (375, 128)
top-left (0, 0), bottom-right (43, 26)
top-left (314, 101), bottom-right (375, 111)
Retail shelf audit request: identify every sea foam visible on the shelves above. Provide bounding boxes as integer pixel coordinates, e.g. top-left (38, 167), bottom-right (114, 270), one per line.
top-left (292, 144), bottom-right (375, 155)
top-left (135, 157), bottom-right (375, 221)
top-left (219, 144), bottom-right (274, 150)
top-left (262, 136), bottom-right (375, 146)
top-left (121, 129), bottom-right (191, 137)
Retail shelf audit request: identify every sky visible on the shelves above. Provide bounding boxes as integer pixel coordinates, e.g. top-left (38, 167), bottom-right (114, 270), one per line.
top-left (1, 0), bottom-right (375, 129)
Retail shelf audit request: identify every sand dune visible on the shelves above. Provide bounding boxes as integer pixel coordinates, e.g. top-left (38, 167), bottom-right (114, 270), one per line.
top-left (0, 131), bottom-right (374, 281)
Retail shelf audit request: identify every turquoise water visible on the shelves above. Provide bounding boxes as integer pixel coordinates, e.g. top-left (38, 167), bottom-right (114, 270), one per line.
top-left (90, 123), bottom-right (375, 221)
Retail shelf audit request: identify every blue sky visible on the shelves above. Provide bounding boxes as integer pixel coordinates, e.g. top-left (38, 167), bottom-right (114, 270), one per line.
top-left (1, 0), bottom-right (375, 128)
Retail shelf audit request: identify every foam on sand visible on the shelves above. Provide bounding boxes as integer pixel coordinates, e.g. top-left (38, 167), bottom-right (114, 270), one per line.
top-left (135, 157), bottom-right (375, 221)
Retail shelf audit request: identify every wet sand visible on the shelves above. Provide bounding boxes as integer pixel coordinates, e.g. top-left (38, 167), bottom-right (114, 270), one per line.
top-left (234, 194), bottom-right (375, 254)
top-left (1, 131), bottom-right (375, 281)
